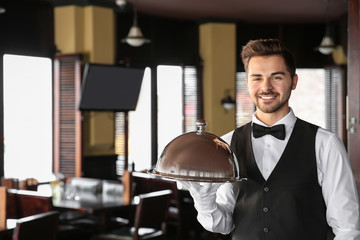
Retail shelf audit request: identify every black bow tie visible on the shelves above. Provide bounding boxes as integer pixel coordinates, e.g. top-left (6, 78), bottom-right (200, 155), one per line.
top-left (252, 123), bottom-right (286, 140)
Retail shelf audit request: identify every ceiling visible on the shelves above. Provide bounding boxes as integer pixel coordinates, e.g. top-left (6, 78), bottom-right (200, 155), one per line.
top-left (118, 0), bottom-right (348, 23)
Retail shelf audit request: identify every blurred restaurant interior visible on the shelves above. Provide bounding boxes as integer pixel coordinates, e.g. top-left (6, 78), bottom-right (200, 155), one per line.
top-left (0, 0), bottom-right (359, 239)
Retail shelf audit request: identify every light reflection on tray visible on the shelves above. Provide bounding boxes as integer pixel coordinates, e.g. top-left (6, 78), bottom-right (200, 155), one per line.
top-left (147, 169), bottom-right (247, 182)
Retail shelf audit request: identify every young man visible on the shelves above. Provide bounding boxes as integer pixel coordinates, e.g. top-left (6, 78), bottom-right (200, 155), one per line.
top-left (182, 39), bottom-right (360, 239)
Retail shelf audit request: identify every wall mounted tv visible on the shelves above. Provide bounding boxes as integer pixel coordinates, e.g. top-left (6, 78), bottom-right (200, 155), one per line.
top-left (79, 63), bottom-right (144, 112)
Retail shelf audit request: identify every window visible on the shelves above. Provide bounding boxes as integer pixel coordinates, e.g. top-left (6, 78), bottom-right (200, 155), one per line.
top-left (157, 65), bottom-right (199, 159)
top-left (115, 65), bottom-right (199, 174)
top-left (157, 65), bottom-right (183, 159)
top-left (115, 68), bottom-right (152, 174)
top-left (128, 68), bottom-right (152, 171)
top-left (290, 69), bottom-right (326, 128)
top-left (3, 54), bottom-right (53, 182)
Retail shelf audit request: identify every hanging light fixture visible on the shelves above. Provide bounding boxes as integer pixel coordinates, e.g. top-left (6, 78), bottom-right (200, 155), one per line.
top-left (316, 23), bottom-right (336, 55)
top-left (221, 89), bottom-right (236, 110)
top-left (121, 4), bottom-right (150, 47)
top-left (115, 0), bottom-right (127, 8)
top-left (221, 96), bottom-right (236, 110)
top-left (315, 0), bottom-right (336, 55)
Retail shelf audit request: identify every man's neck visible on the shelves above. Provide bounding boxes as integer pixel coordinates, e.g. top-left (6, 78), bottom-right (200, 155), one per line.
top-left (255, 107), bottom-right (290, 126)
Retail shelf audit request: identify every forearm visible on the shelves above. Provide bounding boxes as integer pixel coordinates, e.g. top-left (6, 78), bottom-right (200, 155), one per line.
top-left (333, 229), bottom-right (360, 240)
top-left (318, 131), bottom-right (360, 240)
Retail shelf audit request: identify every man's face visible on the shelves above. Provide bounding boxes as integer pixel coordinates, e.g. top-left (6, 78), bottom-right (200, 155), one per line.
top-left (246, 55), bottom-right (298, 117)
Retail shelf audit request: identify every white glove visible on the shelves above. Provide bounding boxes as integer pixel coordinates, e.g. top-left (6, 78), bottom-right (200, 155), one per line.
top-left (180, 181), bottom-right (223, 212)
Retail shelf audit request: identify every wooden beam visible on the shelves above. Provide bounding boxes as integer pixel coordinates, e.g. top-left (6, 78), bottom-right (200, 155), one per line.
top-left (0, 187), bottom-right (6, 229)
top-left (347, 0), bottom-right (360, 192)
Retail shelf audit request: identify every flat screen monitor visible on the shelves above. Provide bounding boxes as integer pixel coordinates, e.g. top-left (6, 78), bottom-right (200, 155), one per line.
top-left (79, 63), bottom-right (144, 111)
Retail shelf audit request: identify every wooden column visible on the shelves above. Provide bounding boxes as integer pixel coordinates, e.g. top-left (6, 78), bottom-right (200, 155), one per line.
top-left (55, 5), bottom-right (116, 158)
top-left (347, 0), bottom-right (360, 194)
top-left (199, 23), bottom-right (236, 136)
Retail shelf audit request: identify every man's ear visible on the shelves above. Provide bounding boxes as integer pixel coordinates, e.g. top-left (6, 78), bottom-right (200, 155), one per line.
top-left (292, 74), bottom-right (298, 90)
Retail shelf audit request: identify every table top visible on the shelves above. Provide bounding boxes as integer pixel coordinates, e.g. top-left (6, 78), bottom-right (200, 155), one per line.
top-left (51, 179), bottom-right (128, 214)
top-left (53, 194), bottom-right (126, 214)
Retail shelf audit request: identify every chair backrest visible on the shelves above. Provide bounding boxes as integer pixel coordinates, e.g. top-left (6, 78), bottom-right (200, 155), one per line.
top-left (1, 178), bottom-right (19, 189)
top-left (132, 172), bottom-right (179, 206)
top-left (6, 189), bottom-right (19, 219)
top-left (15, 190), bottom-right (53, 218)
top-left (133, 189), bottom-right (172, 240)
top-left (19, 178), bottom-right (38, 191)
top-left (0, 187), bottom-right (6, 229)
top-left (121, 170), bottom-right (134, 205)
top-left (12, 211), bottom-right (59, 240)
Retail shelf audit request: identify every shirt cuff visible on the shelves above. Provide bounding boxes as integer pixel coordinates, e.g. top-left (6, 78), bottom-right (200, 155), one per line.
top-left (196, 204), bottom-right (235, 235)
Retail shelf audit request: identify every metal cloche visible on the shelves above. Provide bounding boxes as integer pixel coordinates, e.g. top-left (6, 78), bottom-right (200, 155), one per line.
top-left (149, 120), bottom-right (244, 182)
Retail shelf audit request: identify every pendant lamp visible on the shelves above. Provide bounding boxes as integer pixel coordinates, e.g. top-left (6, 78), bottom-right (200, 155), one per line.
top-left (121, 5), bottom-right (150, 47)
top-left (316, 23), bottom-right (336, 55)
top-left (315, 0), bottom-right (336, 55)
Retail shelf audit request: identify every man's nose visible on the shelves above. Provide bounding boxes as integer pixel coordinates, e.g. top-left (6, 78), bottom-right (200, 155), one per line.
top-left (261, 78), bottom-right (273, 91)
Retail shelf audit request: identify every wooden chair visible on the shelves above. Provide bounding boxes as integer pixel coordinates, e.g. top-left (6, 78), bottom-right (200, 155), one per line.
top-left (92, 189), bottom-right (173, 240)
top-left (4, 189), bottom-right (53, 219)
top-left (0, 187), bottom-right (6, 229)
top-left (121, 171), bottom-right (134, 205)
top-left (12, 211), bottom-right (59, 240)
top-left (1, 178), bottom-right (19, 189)
top-left (132, 172), bottom-right (182, 239)
top-left (6, 189), bottom-right (19, 219)
top-left (19, 178), bottom-right (38, 191)
top-left (15, 190), bottom-right (53, 218)
top-left (6, 187), bottom-right (95, 240)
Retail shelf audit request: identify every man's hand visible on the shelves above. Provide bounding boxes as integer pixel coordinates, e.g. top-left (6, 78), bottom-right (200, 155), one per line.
top-left (179, 181), bottom-right (224, 212)
top-left (180, 181), bottom-right (222, 195)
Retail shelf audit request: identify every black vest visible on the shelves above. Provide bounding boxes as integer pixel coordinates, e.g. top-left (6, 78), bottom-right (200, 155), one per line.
top-left (230, 119), bottom-right (328, 240)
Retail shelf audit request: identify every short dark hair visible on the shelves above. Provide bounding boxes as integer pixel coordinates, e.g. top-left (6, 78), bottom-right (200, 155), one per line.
top-left (241, 39), bottom-right (296, 78)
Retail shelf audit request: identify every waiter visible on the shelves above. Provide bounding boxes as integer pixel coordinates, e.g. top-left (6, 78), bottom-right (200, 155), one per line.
top-left (182, 39), bottom-right (360, 239)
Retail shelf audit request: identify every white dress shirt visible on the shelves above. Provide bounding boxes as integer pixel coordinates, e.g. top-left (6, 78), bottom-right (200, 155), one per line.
top-left (191, 109), bottom-right (360, 240)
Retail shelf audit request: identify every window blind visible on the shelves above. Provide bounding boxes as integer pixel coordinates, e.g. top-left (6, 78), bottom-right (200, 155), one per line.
top-left (236, 72), bottom-right (254, 127)
top-left (53, 54), bottom-right (82, 177)
top-left (325, 66), bottom-right (346, 142)
top-left (183, 66), bottom-right (199, 132)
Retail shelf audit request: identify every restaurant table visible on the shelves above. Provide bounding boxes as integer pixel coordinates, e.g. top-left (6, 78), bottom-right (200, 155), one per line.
top-left (52, 185), bottom-right (131, 233)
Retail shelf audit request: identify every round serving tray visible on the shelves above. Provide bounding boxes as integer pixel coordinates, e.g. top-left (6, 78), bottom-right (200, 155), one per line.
top-left (147, 169), bottom-right (247, 182)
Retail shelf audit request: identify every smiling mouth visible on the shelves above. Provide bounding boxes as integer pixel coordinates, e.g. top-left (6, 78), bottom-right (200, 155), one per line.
top-left (259, 95), bottom-right (275, 100)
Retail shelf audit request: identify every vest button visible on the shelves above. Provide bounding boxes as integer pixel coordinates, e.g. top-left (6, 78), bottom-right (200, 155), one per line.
top-left (263, 207), bottom-right (269, 212)
top-left (264, 227), bottom-right (269, 233)
top-left (264, 187), bottom-right (269, 192)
